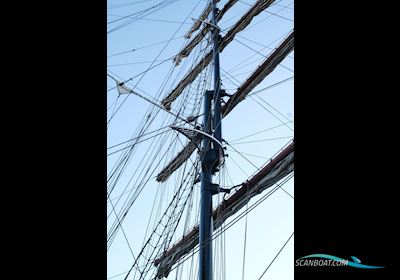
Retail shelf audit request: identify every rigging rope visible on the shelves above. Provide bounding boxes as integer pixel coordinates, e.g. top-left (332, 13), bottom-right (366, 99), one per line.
top-left (159, 174), bottom-right (294, 278)
top-left (107, 0), bottom-right (180, 34)
top-left (239, 0), bottom-right (293, 22)
top-left (257, 232), bottom-right (294, 279)
top-left (241, 187), bottom-right (249, 280)
top-left (229, 121), bottom-right (293, 143)
top-left (107, 0), bottom-right (203, 125)
top-left (107, 0), bottom-right (294, 278)
top-left (107, 36), bottom-right (185, 58)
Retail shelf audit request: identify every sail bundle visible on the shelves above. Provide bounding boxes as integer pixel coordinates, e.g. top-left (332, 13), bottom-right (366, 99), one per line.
top-left (162, 0), bottom-right (276, 110)
top-left (156, 140), bottom-right (200, 182)
top-left (174, 0), bottom-right (238, 65)
top-left (154, 141), bottom-right (294, 278)
top-left (184, 0), bottom-right (221, 40)
top-left (222, 30), bottom-right (294, 116)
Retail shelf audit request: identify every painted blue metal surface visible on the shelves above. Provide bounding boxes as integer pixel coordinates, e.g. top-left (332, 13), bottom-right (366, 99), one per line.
top-left (199, 1), bottom-right (222, 279)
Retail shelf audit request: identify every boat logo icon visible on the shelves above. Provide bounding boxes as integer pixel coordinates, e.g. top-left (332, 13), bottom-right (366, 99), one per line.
top-left (350, 256), bottom-right (361, 264)
top-left (295, 254), bottom-right (384, 269)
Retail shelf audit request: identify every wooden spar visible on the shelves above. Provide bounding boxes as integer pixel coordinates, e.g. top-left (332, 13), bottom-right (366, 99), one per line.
top-left (154, 141), bottom-right (294, 278)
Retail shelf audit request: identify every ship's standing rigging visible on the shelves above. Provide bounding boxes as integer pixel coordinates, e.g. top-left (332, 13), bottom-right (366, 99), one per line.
top-left (107, 0), bottom-right (294, 279)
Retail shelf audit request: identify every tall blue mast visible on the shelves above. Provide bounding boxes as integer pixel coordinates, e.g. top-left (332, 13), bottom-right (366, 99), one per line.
top-left (199, 1), bottom-right (223, 279)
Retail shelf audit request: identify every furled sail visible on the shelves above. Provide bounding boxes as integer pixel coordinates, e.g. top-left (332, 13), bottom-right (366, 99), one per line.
top-left (156, 140), bottom-right (201, 182)
top-left (174, 0), bottom-right (238, 65)
top-left (184, 0), bottom-right (220, 39)
top-left (222, 30), bottom-right (294, 116)
top-left (162, 0), bottom-right (276, 110)
top-left (154, 141), bottom-right (294, 278)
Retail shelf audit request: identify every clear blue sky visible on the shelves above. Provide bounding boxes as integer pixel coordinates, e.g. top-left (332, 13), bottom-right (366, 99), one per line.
top-left (107, 0), bottom-right (294, 279)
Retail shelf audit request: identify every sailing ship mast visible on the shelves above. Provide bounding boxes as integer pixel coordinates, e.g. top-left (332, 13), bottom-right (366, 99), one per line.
top-left (154, 1), bottom-right (293, 279)
top-left (107, 0), bottom-right (294, 279)
top-left (156, 28), bottom-right (293, 183)
top-left (198, 1), bottom-right (222, 279)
